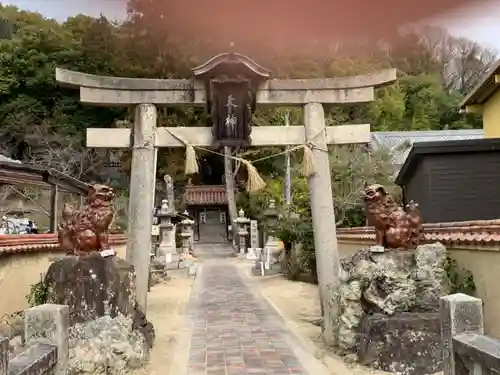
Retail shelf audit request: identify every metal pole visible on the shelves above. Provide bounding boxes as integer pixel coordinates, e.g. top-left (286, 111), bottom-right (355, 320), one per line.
top-left (284, 109), bottom-right (292, 205)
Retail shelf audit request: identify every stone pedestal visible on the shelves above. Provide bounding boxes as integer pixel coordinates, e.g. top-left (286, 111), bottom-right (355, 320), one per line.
top-left (334, 243), bottom-right (449, 375)
top-left (235, 209), bottom-right (250, 255)
top-left (246, 247), bottom-right (258, 261)
top-left (359, 313), bottom-right (442, 375)
top-left (157, 200), bottom-right (177, 264)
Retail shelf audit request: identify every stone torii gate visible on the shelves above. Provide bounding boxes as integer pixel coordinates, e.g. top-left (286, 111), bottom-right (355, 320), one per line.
top-left (56, 53), bottom-right (395, 343)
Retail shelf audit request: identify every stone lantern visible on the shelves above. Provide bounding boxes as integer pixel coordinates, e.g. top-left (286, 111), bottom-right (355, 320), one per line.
top-left (156, 198), bottom-right (177, 264)
top-left (183, 210), bottom-right (195, 253)
top-left (235, 209), bottom-right (250, 255)
top-left (263, 199), bottom-right (281, 269)
top-left (180, 216), bottom-right (194, 257)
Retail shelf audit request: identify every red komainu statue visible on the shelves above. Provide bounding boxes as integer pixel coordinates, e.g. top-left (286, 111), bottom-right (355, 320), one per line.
top-left (363, 184), bottom-right (423, 250)
top-left (58, 184), bottom-right (115, 255)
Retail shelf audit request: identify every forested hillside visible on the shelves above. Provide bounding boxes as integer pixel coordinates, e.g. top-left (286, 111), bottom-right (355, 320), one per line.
top-left (0, 2), bottom-right (495, 187)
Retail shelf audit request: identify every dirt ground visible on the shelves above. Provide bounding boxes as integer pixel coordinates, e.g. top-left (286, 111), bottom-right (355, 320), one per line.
top-left (132, 268), bottom-right (194, 375)
top-left (242, 264), bottom-right (389, 375)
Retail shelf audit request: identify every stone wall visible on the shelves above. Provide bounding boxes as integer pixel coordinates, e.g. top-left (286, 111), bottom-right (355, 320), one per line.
top-left (337, 221), bottom-right (500, 337)
top-left (0, 234), bottom-right (127, 318)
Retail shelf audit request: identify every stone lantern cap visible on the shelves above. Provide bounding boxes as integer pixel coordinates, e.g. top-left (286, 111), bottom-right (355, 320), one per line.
top-left (235, 209), bottom-right (250, 224)
top-left (181, 210), bottom-right (195, 225)
top-left (157, 199), bottom-right (176, 218)
top-left (264, 199), bottom-right (279, 218)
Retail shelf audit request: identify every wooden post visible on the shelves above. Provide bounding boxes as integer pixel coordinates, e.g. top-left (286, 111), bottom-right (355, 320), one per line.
top-left (303, 102), bottom-right (340, 346)
top-left (126, 103), bottom-right (157, 313)
top-left (49, 184), bottom-right (59, 233)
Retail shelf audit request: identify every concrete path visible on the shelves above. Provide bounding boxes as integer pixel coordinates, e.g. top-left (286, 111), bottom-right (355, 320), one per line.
top-left (185, 260), bottom-right (317, 375)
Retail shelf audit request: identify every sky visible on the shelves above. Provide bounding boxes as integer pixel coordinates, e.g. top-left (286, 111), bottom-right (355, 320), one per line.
top-left (4, 0), bottom-right (500, 51)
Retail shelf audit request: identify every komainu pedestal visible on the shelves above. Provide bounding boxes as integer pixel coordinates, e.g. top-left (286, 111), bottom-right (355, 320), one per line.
top-left (50, 184), bottom-right (155, 374)
top-left (333, 243), bottom-right (449, 375)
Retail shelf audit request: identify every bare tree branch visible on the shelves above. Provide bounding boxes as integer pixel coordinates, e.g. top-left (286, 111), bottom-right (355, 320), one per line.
top-left (25, 125), bottom-right (115, 181)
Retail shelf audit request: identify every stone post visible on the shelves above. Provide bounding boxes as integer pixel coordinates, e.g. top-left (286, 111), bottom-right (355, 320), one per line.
top-left (235, 209), bottom-right (250, 255)
top-left (263, 199), bottom-right (280, 268)
top-left (0, 337), bottom-right (7, 375)
top-left (126, 103), bottom-right (157, 313)
top-left (440, 293), bottom-right (484, 375)
top-left (304, 102), bottom-right (340, 345)
top-left (250, 220), bottom-right (259, 248)
top-left (164, 174), bottom-right (177, 250)
top-left (24, 304), bottom-right (69, 375)
top-left (157, 199), bottom-right (177, 264)
top-left (246, 219), bottom-right (259, 261)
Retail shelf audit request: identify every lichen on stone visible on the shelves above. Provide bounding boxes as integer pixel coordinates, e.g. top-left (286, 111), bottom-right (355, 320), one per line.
top-left (333, 243), bottom-right (449, 355)
top-left (68, 314), bottom-right (148, 375)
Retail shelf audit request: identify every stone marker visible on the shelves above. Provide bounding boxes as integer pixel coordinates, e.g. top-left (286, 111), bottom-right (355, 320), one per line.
top-left (440, 293), bottom-right (484, 375)
top-left (24, 304), bottom-right (69, 375)
top-left (164, 175), bottom-right (175, 212)
top-left (250, 220), bottom-right (259, 249)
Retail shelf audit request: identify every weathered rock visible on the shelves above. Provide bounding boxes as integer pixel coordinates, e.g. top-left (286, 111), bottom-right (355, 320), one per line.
top-left (68, 314), bottom-right (148, 375)
top-left (412, 242), bottom-right (449, 311)
top-left (333, 242), bottom-right (449, 374)
top-left (0, 311), bottom-right (24, 340)
top-left (9, 335), bottom-right (23, 358)
top-left (358, 313), bottom-right (442, 375)
top-left (43, 253), bottom-right (155, 349)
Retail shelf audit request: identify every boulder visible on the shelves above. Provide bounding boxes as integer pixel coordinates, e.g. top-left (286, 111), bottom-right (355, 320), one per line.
top-left (43, 253), bottom-right (155, 349)
top-left (333, 242), bottom-right (450, 375)
top-left (359, 313), bottom-right (442, 375)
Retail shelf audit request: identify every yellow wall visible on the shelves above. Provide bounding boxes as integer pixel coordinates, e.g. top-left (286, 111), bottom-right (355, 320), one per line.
top-left (482, 89), bottom-right (500, 138)
top-left (0, 244), bottom-right (127, 318)
top-left (337, 240), bottom-right (500, 338)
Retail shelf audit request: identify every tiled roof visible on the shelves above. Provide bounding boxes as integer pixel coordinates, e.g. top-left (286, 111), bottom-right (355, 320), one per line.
top-left (337, 220), bottom-right (500, 247)
top-left (184, 185), bottom-right (228, 205)
top-left (371, 130), bottom-right (484, 166)
top-left (0, 154), bottom-right (21, 163)
top-left (0, 233), bottom-right (127, 256)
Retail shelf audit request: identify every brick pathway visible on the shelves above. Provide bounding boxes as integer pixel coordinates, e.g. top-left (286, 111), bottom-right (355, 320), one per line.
top-left (186, 262), bottom-right (311, 375)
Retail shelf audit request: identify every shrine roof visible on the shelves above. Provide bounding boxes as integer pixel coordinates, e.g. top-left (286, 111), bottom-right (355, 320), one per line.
top-left (460, 59), bottom-right (500, 108)
top-left (184, 185), bottom-right (228, 206)
top-left (192, 52), bottom-right (270, 79)
top-left (0, 161), bottom-right (90, 195)
top-left (0, 154), bottom-right (21, 163)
